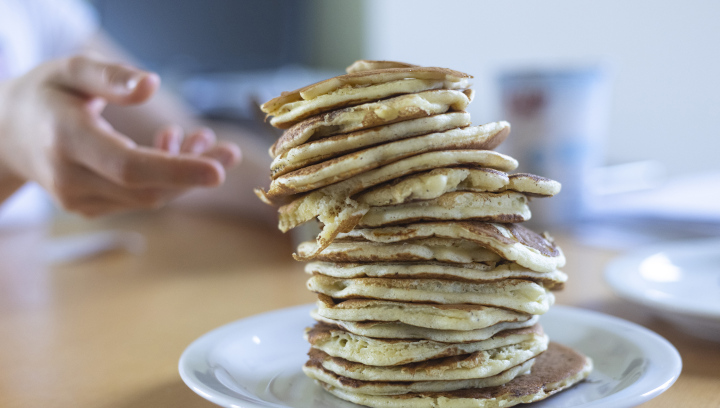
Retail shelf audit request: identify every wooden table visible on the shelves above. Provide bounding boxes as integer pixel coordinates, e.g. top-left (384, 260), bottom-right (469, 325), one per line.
top-left (0, 209), bottom-right (718, 408)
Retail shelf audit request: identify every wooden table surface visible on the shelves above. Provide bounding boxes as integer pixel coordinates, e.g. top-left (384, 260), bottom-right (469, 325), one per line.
top-left (0, 209), bottom-right (718, 408)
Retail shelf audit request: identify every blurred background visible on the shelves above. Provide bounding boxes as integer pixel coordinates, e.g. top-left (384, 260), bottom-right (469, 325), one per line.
top-left (6, 0), bottom-right (720, 245)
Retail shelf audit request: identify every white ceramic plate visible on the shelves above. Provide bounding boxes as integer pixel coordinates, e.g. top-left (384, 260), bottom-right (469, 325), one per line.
top-left (606, 238), bottom-right (720, 341)
top-left (179, 304), bottom-right (680, 408)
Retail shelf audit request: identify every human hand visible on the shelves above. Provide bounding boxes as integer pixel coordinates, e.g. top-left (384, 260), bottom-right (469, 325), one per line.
top-left (0, 55), bottom-right (241, 216)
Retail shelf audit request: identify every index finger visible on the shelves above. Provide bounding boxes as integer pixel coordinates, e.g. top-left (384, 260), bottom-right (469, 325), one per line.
top-left (69, 120), bottom-right (225, 188)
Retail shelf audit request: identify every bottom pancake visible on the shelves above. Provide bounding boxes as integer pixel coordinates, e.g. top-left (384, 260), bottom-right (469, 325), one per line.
top-left (316, 342), bottom-right (591, 408)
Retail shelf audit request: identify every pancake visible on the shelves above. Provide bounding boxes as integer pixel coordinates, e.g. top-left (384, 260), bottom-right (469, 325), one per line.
top-left (270, 89), bottom-right (472, 159)
top-left (346, 60), bottom-right (419, 73)
top-left (356, 168), bottom-right (560, 207)
top-left (309, 334), bottom-right (548, 381)
top-left (339, 222), bottom-right (566, 273)
top-left (257, 150), bottom-right (519, 258)
top-left (261, 67), bottom-right (472, 128)
top-left (298, 238), bottom-right (504, 264)
top-left (307, 275), bottom-right (554, 315)
top-left (305, 262), bottom-right (567, 289)
top-left (256, 59), bottom-right (590, 406)
top-left (271, 111), bottom-right (472, 177)
top-left (260, 151), bottom-right (517, 209)
top-left (318, 342), bottom-right (592, 408)
top-left (314, 295), bottom-right (534, 331)
top-left (358, 191), bottom-right (531, 227)
top-left (266, 121), bottom-right (511, 198)
top-left (311, 312), bottom-right (541, 342)
top-left (306, 322), bottom-right (544, 366)
top-left (304, 358), bottom-right (534, 396)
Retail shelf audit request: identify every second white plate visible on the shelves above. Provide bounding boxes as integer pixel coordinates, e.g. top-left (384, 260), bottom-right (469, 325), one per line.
top-left (179, 304), bottom-right (681, 408)
top-left (606, 237), bottom-right (720, 341)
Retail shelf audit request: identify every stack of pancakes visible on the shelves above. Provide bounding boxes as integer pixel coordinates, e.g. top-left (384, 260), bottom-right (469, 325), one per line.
top-left (257, 60), bottom-right (592, 407)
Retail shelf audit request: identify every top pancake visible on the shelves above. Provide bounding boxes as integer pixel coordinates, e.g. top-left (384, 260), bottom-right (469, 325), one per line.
top-left (261, 66), bottom-right (472, 128)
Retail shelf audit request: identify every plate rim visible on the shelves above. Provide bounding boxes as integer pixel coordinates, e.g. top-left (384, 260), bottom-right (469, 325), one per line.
top-left (179, 304), bottom-right (681, 408)
top-left (605, 237), bottom-right (720, 319)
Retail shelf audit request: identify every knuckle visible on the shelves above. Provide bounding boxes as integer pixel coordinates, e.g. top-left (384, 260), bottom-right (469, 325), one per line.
top-left (102, 64), bottom-right (129, 87)
top-left (65, 55), bottom-right (90, 78)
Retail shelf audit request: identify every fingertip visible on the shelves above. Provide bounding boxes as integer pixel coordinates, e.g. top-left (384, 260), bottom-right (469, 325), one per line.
top-left (225, 143), bottom-right (242, 167)
top-left (199, 159), bottom-right (225, 186)
top-left (124, 72), bottom-right (160, 104)
top-left (203, 142), bottom-right (242, 168)
top-left (154, 125), bottom-right (183, 153)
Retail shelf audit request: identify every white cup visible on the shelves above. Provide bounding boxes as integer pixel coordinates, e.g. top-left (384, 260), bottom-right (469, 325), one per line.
top-left (497, 66), bottom-right (610, 228)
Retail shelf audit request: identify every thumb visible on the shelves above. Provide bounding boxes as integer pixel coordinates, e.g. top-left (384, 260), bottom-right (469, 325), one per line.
top-left (50, 55), bottom-right (160, 105)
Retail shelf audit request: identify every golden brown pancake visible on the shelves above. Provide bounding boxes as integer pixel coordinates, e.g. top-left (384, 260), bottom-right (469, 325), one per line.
top-left (308, 334), bottom-right (548, 381)
top-left (265, 121), bottom-right (511, 198)
top-left (338, 222), bottom-right (565, 273)
top-left (357, 191), bottom-right (531, 227)
top-left (356, 168), bottom-right (560, 207)
top-left (271, 112), bottom-right (473, 177)
top-left (311, 312), bottom-right (541, 342)
top-left (256, 151), bottom-right (519, 259)
top-left (303, 358), bottom-right (535, 395)
top-left (298, 238), bottom-right (504, 264)
top-left (305, 262), bottom-right (567, 289)
top-left (313, 295), bottom-right (536, 332)
top-left (306, 322), bottom-right (545, 366)
top-left (306, 274), bottom-right (554, 315)
top-left (269, 89), bottom-right (472, 159)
